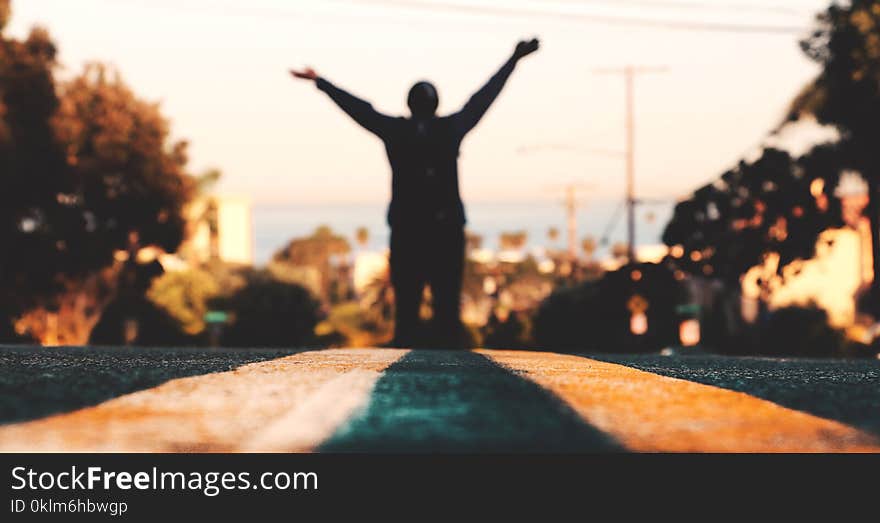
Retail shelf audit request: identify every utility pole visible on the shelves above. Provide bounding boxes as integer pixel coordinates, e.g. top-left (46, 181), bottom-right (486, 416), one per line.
top-left (547, 183), bottom-right (596, 262)
top-left (594, 65), bottom-right (667, 263)
top-left (547, 183), bottom-right (594, 263)
top-left (565, 184), bottom-right (578, 262)
top-left (516, 149), bottom-right (598, 264)
top-left (541, 182), bottom-right (597, 263)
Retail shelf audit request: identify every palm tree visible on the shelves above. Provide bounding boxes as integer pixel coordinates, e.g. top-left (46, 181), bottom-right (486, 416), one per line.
top-left (611, 242), bottom-right (629, 260)
top-left (500, 231), bottom-right (528, 251)
top-left (582, 236), bottom-right (597, 261)
top-left (466, 230), bottom-right (483, 253)
top-left (355, 226), bottom-right (370, 248)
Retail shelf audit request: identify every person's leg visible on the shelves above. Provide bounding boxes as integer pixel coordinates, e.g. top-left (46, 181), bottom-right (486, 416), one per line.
top-left (428, 227), bottom-right (466, 349)
top-left (389, 228), bottom-right (425, 347)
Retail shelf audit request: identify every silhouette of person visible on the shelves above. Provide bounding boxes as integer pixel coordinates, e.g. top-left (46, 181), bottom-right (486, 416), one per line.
top-left (291, 38), bottom-right (540, 348)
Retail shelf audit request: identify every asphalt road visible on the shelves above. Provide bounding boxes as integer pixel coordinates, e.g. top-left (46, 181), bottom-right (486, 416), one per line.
top-left (0, 344), bottom-right (300, 424)
top-left (0, 345), bottom-right (878, 452)
top-left (322, 350), bottom-right (621, 453)
top-left (596, 353), bottom-right (880, 436)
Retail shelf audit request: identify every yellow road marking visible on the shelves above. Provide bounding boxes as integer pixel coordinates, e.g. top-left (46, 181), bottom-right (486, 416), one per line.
top-left (0, 348), bottom-right (407, 452)
top-left (479, 349), bottom-right (880, 453)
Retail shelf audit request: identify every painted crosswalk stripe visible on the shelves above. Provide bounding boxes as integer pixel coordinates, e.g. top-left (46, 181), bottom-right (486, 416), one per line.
top-left (478, 349), bottom-right (880, 453)
top-left (0, 348), bottom-right (407, 452)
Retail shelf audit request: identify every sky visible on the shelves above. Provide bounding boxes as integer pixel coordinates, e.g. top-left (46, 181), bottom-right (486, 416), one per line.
top-left (8, 0), bottom-right (834, 206)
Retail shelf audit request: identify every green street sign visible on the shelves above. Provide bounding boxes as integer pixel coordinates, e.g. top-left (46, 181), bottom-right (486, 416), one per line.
top-left (204, 311), bottom-right (229, 324)
top-left (675, 304), bottom-right (701, 316)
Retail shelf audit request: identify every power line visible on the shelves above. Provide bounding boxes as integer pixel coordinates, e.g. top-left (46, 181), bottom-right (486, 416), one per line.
top-left (336, 0), bottom-right (811, 35)
top-left (552, 0), bottom-right (815, 17)
top-left (112, 0), bottom-right (814, 35)
top-left (599, 200), bottom-right (626, 246)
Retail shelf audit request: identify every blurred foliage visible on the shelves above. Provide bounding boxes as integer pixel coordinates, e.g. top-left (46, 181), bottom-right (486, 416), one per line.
top-left (0, 0), bottom-right (8, 31)
top-left (316, 301), bottom-right (392, 347)
top-left (789, 0), bottom-right (880, 307)
top-left (533, 263), bottom-right (686, 353)
top-left (273, 225), bottom-right (350, 302)
top-left (581, 236), bottom-right (597, 259)
top-left (0, 5), bottom-right (194, 340)
top-left (793, 1), bottom-right (880, 142)
top-left (55, 63), bottom-right (194, 254)
top-left (499, 230), bottom-right (527, 250)
top-left (194, 168), bottom-right (222, 193)
top-left (465, 230), bottom-right (483, 252)
top-left (274, 225), bottom-right (350, 266)
top-left (357, 269), bottom-right (395, 339)
top-left (90, 295), bottom-right (194, 347)
top-left (16, 266), bottom-right (117, 345)
top-left (90, 260), bottom-right (192, 346)
top-left (355, 226), bottom-right (369, 247)
top-left (147, 268), bottom-right (221, 336)
top-left (610, 242), bottom-right (628, 260)
top-left (754, 305), bottom-right (844, 358)
top-left (662, 1), bottom-right (880, 355)
top-left (663, 146), bottom-right (844, 285)
top-left (482, 310), bottom-right (531, 349)
top-left (266, 260), bottom-right (322, 297)
top-left (214, 271), bottom-right (321, 348)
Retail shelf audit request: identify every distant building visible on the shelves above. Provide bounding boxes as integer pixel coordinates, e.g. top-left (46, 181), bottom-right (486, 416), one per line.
top-left (183, 195), bottom-right (254, 266)
top-left (353, 250), bottom-right (389, 295)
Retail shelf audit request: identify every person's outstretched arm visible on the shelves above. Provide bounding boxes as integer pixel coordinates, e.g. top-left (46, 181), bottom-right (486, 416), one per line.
top-left (453, 38), bottom-right (540, 137)
top-left (291, 67), bottom-right (394, 138)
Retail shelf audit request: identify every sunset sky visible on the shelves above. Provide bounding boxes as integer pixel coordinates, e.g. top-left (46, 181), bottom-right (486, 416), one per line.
top-left (9, 0), bottom-right (832, 205)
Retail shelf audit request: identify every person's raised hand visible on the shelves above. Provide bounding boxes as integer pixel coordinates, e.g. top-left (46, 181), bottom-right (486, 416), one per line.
top-left (513, 38), bottom-right (540, 60)
top-left (290, 67), bottom-right (319, 81)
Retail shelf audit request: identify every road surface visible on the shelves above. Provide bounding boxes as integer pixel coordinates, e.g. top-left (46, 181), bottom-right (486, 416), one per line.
top-left (0, 345), bottom-right (878, 452)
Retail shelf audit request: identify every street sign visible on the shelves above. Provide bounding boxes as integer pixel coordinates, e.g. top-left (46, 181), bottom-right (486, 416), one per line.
top-left (204, 311), bottom-right (229, 324)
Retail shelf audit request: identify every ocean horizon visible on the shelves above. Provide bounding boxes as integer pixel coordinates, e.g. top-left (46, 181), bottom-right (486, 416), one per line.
top-left (252, 199), bottom-right (675, 265)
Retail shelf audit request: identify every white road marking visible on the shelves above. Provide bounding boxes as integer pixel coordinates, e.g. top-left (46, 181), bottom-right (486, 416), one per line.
top-left (0, 348), bottom-right (407, 452)
top-left (242, 370), bottom-right (384, 452)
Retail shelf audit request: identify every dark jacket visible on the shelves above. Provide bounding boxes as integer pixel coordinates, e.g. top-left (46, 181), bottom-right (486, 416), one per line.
top-left (316, 57), bottom-right (518, 229)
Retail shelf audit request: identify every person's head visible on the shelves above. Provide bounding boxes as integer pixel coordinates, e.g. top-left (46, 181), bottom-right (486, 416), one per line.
top-left (407, 81), bottom-right (439, 119)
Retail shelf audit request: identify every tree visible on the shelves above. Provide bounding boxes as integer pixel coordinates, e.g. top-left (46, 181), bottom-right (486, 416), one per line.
top-left (195, 168), bottom-right (222, 193)
top-left (500, 230), bottom-right (528, 251)
top-left (663, 147), bottom-right (841, 287)
top-left (147, 268), bottom-right (221, 336)
top-left (0, 13), bottom-right (70, 338)
top-left (789, 1), bottom-right (880, 311)
top-left (610, 242), bottom-right (629, 260)
top-left (54, 63), bottom-right (194, 258)
top-left (217, 271), bottom-right (321, 348)
top-left (581, 236), bottom-right (596, 260)
top-left (465, 230), bottom-right (483, 253)
top-left (355, 226), bottom-right (369, 248)
top-left (533, 263), bottom-right (685, 353)
top-left (273, 225), bottom-right (351, 302)
top-left (0, 3), bottom-right (195, 340)
top-left (88, 259), bottom-right (189, 346)
top-left (0, 1), bottom-right (8, 30)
